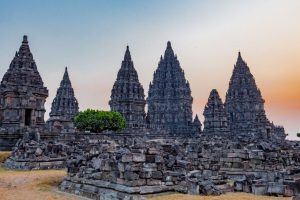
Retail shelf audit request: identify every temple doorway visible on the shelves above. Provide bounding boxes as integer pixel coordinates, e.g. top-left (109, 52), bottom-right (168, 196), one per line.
top-left (25, 109), bottom-right (32, 126)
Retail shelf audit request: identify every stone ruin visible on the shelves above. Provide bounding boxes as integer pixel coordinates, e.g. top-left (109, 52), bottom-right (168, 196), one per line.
top-left (5, 128), bottom-right (67, 170)
top-left (0, 35), bottom-right (49, 150)
top-left (47, 67), bottom-right (79, 133)
top-left (147, 42), bottom-right (200, 135)
top-left (59, 134), bottom-right (300, 199)
top-left (203, 89), bottom-right (229, 134)
top-left (224, 52), bottom-right (286, 140)
top-left (0, 36), bottom-right (299, 199)
top-left (109, 46), bottom-right (146, 128)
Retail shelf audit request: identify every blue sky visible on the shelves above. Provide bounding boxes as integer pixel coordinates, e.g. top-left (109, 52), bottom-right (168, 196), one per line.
top-left (0, 0), bottom-right (299, 139)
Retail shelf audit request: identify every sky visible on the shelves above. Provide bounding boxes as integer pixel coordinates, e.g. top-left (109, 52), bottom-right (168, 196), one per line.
top-left (0, 0), bottom-right (299, 139)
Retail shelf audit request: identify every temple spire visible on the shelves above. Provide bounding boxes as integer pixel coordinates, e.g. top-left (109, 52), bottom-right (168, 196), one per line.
top-left (124, 45), bottom-right (132, 61)
top-left (224, 53), bottom-right (277, 137)
top-left (22, 35), bottom-right (28, 44)
top-left (203, 89), bottom-right (228, 134)
top-left (164, 41), bottom-right (175, 60)
top-left (0, 35), bottom-right (48, 135)
top-left (61, 66), bottom-right (71, 86)
top-left (48, 67), bottom-right (79, 132)
top-left (109, 46), bottom-right (146, 128)
top-left (147, 42), bottom-right (193, 134)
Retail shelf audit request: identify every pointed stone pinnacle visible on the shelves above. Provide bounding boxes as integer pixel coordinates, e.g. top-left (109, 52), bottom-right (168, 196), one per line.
top-left (22, 35), bottom-right (28, 43)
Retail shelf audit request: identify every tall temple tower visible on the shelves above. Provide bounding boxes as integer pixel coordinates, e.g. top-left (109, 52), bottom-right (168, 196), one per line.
top-left (147, 42), bottom-right (193, 134)
top-left (224, 52), bottom-right (283, 138)
top-left (0, 35), bottom-right (48, 129)
top-left (47, 67), bottom-right (79, 133)
top-left (109, 46), bottom-right (146, 128)
top-left (203, 89), bottom-right (228, 134)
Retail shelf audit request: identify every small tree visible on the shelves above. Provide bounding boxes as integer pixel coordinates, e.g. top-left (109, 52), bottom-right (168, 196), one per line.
top-left (297, 133), bottom-right (300, 138)
top-left (74, 109), bottom-right (126, 133)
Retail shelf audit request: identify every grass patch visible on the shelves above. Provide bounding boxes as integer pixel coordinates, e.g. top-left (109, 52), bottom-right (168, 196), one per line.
top-left (0, 151), bottom-right (11, 163)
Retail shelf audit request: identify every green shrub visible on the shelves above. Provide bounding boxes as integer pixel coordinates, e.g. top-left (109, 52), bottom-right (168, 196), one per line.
top-left (297, 133), bottom-right (300, 138)
top-left (74, 109), bottom-right (126, 133)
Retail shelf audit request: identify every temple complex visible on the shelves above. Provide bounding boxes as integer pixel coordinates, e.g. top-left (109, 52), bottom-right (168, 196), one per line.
top-left (147, 42), bottom-right (194, 134)
top-left (109, 46), bottom-right (146, 128)
top-left (224, 52), bottom-right (285, 140)
top-left (1, 36), bottom-right (297, 199)
top-left (47, 67), bottom-right (79, 133)
top-left (203, 89), bottom-right (228, 134)
top-left (0, 35), bottom-right (48, 150)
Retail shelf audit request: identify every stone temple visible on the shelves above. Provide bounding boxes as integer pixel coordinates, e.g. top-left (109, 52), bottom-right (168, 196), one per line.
top-left (109, 46), bottom-right (146, 128)
top-left (0, 35), bottom-right (48, 150)
top-left (3, 36), bottom-right (300, 199)
top-left (47, 67), bottom-right (79, 133)
top-left (203, 89), bottom-right (228, 134)
top-left (224, 52), bottom-right (285, 140)
top-left (147, 42), bottom-right (198, 134)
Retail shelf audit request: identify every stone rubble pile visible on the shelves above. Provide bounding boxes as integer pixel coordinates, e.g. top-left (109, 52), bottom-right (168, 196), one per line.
top-left (5, 129), bottom-right (68, 170)
top-left (59, 133), bottom-right (300, 199)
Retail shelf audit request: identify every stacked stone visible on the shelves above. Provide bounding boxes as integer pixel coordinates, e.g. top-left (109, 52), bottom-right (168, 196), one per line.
top-left (203, 89), bottom-right (228, 134)
top-left (147, 42), bottom-right (194, 134)
top-left (60, 132), bottom-right (300, 199)
top-left (0, 35), bottom-right (48, 150)
top-left (224, 52), bottom-right (285, 139)
top-left (5, 129), bottom-right (67, 170)
top-left (109, 46), bottom-right (146, 128)
top-left (47, 67), bottom-right (79, 133)
top-left (192, 115), bottom-right (202, 134)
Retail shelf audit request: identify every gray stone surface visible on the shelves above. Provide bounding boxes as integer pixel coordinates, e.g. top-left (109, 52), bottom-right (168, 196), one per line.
top-left (47, 67), bottom-right (79, 133)
top-left (109, 46), bottom-right (146, 128)
top-left (203, 89), bottom-right (229, 134)
top-left (147, 42), bottom-right (195, 134)
top-left (0, 35), bottom-right (48, 150)
top-left (224, 52), bottom-right (286, 140)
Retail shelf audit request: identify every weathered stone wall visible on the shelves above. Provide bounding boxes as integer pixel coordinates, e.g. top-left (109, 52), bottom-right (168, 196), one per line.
top-left (59, 132), bottom-right (300, 199)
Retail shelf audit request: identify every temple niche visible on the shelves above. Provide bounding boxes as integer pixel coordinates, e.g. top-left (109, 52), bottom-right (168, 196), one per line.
top-left (47, 67), bottom-right (79, 133)
top-left (203, 89), bottom-right (228, 134)
top-left (147, 42), bottom-right (194, 134)
top-left (0, 35), bottom-right (48, 150)
top-left (109, 46), bottom-right (146, 128)
top-left (224, 52), bottom-right (286, 140)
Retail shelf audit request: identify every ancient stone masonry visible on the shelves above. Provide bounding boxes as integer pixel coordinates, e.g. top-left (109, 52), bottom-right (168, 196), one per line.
top-left (0, 35), bottom-right (48, 150)
top-left (224, 52), bottom-right (286, 140)
top-left (109, 46), bottom-right (146, 128)
top-left (59, 134), bottom-right (300, 200)
top-left (147, 42), bottom-right (194, 134)
top-left (5, 129), bottom-right (67, 170)
top-left (47, 67), bottom-right (79, 133)
top-left (203, 89), bottom-right (228, 134)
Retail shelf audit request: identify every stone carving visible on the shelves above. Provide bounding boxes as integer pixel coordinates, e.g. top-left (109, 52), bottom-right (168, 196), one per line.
top-left (109, 46), bottom-right (146, 128)
top-left (47, 67), bottom-right (79, 133)
top-left (147, 42), bottom-right (194, 134)
top-left (224, 52), bottom-right (286, 140)
top-left (203, 89), bottom-right (228, 134)
top-left (0, 35), bottom-right (48, 150)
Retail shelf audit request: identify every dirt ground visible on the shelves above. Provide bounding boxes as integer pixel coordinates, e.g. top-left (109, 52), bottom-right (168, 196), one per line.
top-left (147, 193), bottom-right (292, 200)
top-left (0, 152), bottom-right (292, 200)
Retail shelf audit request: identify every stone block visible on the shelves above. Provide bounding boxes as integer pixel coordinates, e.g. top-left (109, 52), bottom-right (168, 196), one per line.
top-left (124, 171), bottom-right (139, 181)
top-left (132, 153), bottom-right (146, 162)
top-left (252, 184), bottom-right (267, 195)
top-left (122, 154), bottom-right (133, 162)
top-left (146, 179), bottom-right (162, 186)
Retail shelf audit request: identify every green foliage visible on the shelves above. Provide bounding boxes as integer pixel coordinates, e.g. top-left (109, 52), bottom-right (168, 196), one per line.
top-left (74, 109), bottom-right (126, 133)
top-left (297, 133), bottom-right (300, 138)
